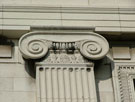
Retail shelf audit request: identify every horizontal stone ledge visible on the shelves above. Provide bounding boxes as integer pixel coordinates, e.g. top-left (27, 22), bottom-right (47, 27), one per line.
top-left (31, 26), bottom-right (95, 30)
top-left (1, 25), bottom-right (135, 39)
top-left (0, 5), bottom-right (135, 13)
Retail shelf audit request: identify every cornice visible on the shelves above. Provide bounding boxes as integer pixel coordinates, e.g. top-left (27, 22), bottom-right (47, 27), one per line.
top-left (1, 5), bottom-right (135, 39)
top-left (0, 5), bottom-right (135, 14)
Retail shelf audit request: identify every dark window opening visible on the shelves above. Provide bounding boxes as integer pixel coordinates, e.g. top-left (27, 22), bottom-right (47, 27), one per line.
top-left (133, 79), bottom-right (135, 90)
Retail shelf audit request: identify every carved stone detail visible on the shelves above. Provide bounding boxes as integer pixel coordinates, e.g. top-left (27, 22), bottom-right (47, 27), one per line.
top-left (113, 65), bottom-right (135, 102)
top-left (51, 42), bottom-right (76, 50)
top-left (19, 31), bottom-right (109, 60)
top-left (18, 31), bottom-right (107, 102)
top-left (19, 39), bottom-right (49, 59)
top-left (42, 50), bottom-right (90, 64)
top-left (80, 40), bottom-right (107, 60)
top-left (36, 66), bottom-right (97, 102)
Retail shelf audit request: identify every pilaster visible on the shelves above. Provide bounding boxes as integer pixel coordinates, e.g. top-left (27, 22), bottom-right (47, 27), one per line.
top-left (19, 30), bottom-right (109, 102)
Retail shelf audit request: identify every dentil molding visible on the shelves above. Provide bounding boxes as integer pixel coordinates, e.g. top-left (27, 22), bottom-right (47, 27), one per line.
top-left (19, 31), bottom-right (109, 60)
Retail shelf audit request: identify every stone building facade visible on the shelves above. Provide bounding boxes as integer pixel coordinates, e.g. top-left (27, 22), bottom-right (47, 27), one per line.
top-left (0, 0), bottom-right (135, 102)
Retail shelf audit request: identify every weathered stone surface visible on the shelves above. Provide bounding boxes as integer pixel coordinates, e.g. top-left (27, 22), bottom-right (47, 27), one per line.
top-left (111, 63), bottom-right (135, 102)
top-left (1, 6), bottom-right (135, 38)
top-left (0, 92), bottom-right (36, 102)
top-left (17, 30), bottom-right (110, 102)
top-left (112, 47), bottom-right (131, 60)
top-left (13, 78), bottom-right (36, 91)
top-left (96, 79), bottom-right (114, 92)
top-left (0, 64), bottom-right (29, 78)
top-left (0, 1), bottom-right (135, 102)
top-left (0, 46), bottom-right (12, 58)
top-left (19, 31), bottom-right (109, 60)
top-left (98, 92), bottom-right (114, 102)
top-left (0, 78), bottom-right (13, 91)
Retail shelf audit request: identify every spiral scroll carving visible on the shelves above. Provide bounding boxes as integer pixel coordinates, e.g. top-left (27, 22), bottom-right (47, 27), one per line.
top-left (19, 31), bottom-right (109, 60)
top-left (19, 39), bottom-right (48, 59)
top-left (80, 40), bottom-right (109, 60)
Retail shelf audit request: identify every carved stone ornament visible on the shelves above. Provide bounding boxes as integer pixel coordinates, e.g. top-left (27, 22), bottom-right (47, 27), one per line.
top-left (112, 64), bottom-right (135, 102)
top-left (19, 31), bottom-right (109, 60)
top-left (19, 30), bottom-right (109, 102)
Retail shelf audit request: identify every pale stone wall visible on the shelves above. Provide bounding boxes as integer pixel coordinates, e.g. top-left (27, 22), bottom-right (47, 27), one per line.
top-left (0, 5), bottom-right (135, 38)
top-left (0, 0), bottom-right (134, 102)
top-left (0, 40), bottom-right (36, 102)
top-left (0, 64), bottom-right (36, 102)
top-left (0, 0), bottom-right (135, 7)
top-left (0, 40), bottom-right (135, 102)
top-left (0, 39), bottom-right (114, 102)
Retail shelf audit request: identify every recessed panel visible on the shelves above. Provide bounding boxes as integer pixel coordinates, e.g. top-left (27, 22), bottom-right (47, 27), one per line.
top-left (112, 47), bottom-right (131, 60)
top-left (0, 45), bottom-right (12, 58)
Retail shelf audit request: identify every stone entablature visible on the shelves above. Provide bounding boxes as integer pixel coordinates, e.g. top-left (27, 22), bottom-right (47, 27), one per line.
top-left (1, 5), bottom-right (135, 38)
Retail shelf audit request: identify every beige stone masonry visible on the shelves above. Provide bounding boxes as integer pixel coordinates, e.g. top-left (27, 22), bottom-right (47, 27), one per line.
top-left (18, 30), bottom-right (109, 102)
top-left (0, 5), bottom-right (135, 38)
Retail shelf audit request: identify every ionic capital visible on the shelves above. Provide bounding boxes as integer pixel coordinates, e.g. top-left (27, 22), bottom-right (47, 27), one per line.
top-left (19, 31), bottom-right (109, 60)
